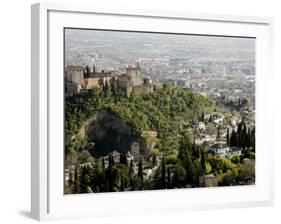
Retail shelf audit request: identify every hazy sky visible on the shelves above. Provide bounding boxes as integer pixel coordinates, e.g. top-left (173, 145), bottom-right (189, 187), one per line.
top-left (65, 28), bottom-right (255, 51)
top-left (64, 28), bottom-right (255, 71)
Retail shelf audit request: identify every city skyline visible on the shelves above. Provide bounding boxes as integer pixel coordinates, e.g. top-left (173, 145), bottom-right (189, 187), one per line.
top-left (65, 28), bottom-right (255, 78)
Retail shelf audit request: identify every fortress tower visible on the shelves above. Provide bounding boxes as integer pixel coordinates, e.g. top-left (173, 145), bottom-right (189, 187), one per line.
top-left (126, 62), bottom-right (142, 86)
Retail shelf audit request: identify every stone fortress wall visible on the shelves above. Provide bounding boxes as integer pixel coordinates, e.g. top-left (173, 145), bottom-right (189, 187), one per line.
top-left (65, 63), bottom-right (153, 97)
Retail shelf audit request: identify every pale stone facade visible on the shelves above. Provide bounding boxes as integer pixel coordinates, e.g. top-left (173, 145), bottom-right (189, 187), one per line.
top-left (65, 63), bottom-right (153, 97)
top-left (65, 66), bottom-right (84, 84)
top-left (131, 142), bottom-right (140, 161)
top-left (199, 174), bottom-right (218, 187)
top-left (83, 77), bottom-right (100, 89)
top-left (117, 74), bottom-right (133, 97)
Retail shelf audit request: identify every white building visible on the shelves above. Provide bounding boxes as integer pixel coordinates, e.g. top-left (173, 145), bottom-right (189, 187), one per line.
top-left (209, 143), bottom-right (230, 157)
top-left (193, 121), bottom-right (206, 131)
top-left (226, 147), bottom-right (243, 158)
top-left (212, 112), bottom-right (225, 125)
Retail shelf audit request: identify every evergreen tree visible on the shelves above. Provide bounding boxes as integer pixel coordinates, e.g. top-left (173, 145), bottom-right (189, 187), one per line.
top-left (217, 127), bottom-right (220, 139)
top-left (152, 153), bottom-right (157, 167)
top-left (108, 154), bottom-right (113, 192)
top-left (243, 122), bottom-right (247, 136)
top-left (178, 137), bottom-right (192, 162)
top-left (111, 154), bottom-right (115, 166)
top-left (237, 121), bottom-right (243, 136)
top-left (129, 159), bottom-right (134, 176)
top-left (102, 158), bottom-right (105, 169)
top-left (110, 80), bottom-right (118, 103)
top-left (120, 152), bottom-right (128, 166)
top-left (230, 130), bottom-right (237, 147)
top-left (226, 128), bottom-right (230, 146)
top-left (161, 156), bottom-right (166, 189)
top-left (84, 65), bottom-right (90, 78)
top-left (200, 148), bottom-right (206, 174)
top-left (167, 166), bottom-right (171, 189)
top-left (238, 98), bottom-right (241, 108)
top-left (201, 112), bottom-right (205, 122)
top-left (178, 137), bottom-right (195, 186)
top-left (173, 163), bottom-right (186, 188)
top-left (68, 166), bottom-right (73, 185)
top-left (185, 152), bottom-right (195, 186)
top-left (128, 159), bottom-right (134, 189)
top-left (101, 158), bottom-right (106, 192)
top-left (138, 158), bottom-right (144, 190)
top-left (251, 128), bottom-right (255, 151)
top-left (104, 80), bottom-right (111, 97)
top-left (242, 122), bottom-right (247, 148)
top-left (73, 166), bottom-right (80, 194)
top-left (111, 80), bottom-right (117, 94)
top-left (80, 165), bottom-right (87, 193)
top-left (120, 173), bottom-right (125, 191)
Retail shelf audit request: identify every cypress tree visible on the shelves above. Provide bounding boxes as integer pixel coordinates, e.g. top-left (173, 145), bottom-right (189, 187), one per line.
top-left (178, 137), bottom-right (195, 185)
top-left (120, 153), bottom-right (123, 164)
top-left (129, 159), bottom-right (134, 189)
top-left (167, 166), bottom-right (171, 189)
top-left (102, 158), bottom-right (105, 169)
top-left (108, 154), bottom-right (113, 192)
top-left (238, 98), bottom-right (241, 107)
top-left (217, 127), bottom-right (220, 139)
top-left (226, 128), bottom-right (230, 146)
top-left (100, 158), bottom-right (106, 192)
top-left (129, 159), bottom-right (134, 176)
top-left (80, 166), bottom-right (86, 193)
top-left (241, 122), bottom-right (247, 148)
top-left (161, 156), bottom-right (166, 189)
top-left (84, 65), bottom-right (90, 78)
top-left (201, 112), bottom-right (205, 122)
top-left (120, 173), bottom-right (125, 191)
top-left (104, 80), bottom-right (111, 97)
top-left (111, 154), bottom-right (115, 166)
top-left (237, 121), bottom-right (243, 136)
top-left (230, 130), bottom-right (237, 147)
top-left (152, 153), bottom-right (157, 167)
top-left (251, 128), bottom-right (255, 151)
top-left (200, 148), bottom-right (206, 174)
top-left (138, 158), bottom-right (143, 190)
top-left (243, 122), bottom-right (247, 136)
top-left (120, 152), bottom-right (128, 166)
top-left (73, 166), bottom-right (80, 194)
top-left (185, 152), bottom-right (195, 186)
top-left (68, 166), bottom-right (73, 185)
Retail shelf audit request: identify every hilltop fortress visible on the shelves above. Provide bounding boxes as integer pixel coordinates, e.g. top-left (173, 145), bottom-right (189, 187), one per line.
top-left (65, 63), bottom-right (153, 97)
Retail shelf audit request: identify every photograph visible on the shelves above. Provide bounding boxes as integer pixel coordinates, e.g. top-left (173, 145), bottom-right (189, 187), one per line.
top-left (64, 28), bottom-right (256, 194)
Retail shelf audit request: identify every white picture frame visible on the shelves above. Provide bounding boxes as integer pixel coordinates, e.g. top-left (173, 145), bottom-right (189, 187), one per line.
top-left (31, 2), bottom-right (275, 221)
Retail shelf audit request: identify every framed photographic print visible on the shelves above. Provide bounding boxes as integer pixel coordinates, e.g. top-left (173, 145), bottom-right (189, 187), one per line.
top-left (31, 2), bottom-right (274, 221)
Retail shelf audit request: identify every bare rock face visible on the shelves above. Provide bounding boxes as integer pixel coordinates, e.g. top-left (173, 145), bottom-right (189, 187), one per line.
top-left (85, 110), bottom-right (132, 156)
top-left (76, 110), bottom-right (157, 158)
top-left (139, 136), bottom-right (156, 159)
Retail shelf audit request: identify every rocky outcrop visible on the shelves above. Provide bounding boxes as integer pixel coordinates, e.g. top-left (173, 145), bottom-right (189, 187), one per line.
top-left (84, 110), bottom-right (133, 156)
top-left (139, 137), bottom-right (156, 159)
top-left (76, 110), bottom-right (157, 158)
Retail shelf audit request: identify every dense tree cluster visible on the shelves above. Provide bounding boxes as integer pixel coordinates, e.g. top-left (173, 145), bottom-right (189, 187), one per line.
top-left (66, 133), bottom-right (255, 194)
top-left (64, 83), bottom-right (255, 194)
top-left (65, 84), bottom-right (215, 154)
top-left (229, 120), bottom-right (255, 151)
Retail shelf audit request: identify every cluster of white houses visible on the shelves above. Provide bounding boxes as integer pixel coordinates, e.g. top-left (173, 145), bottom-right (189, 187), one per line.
top-left (65, 63), bottom-right (153, 97)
